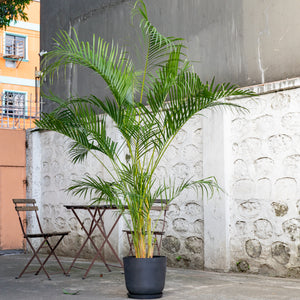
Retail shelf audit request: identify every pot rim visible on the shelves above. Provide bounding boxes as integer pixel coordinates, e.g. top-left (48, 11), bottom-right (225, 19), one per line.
top-left (123, 255), bottom-right (166, 259)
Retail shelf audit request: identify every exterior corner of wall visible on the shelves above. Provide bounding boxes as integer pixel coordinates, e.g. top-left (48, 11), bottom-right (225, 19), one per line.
top-left (202, 109), bottom-right (231, 271)
top-left (27, 129), bottom-right (42, 235)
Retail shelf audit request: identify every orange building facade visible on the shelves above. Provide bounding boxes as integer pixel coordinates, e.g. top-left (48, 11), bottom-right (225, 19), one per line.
top-left (0, 1), bottom-right (40, 251)
top-left (0, 129), bottom-right (26, 250)
top-left (0, 0), bottom-right (40, 130)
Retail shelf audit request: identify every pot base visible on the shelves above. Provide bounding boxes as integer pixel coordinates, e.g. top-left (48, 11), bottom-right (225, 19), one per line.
top-left (124, 256), bottom-right (166, 299)
top-left (128, 292), bottom-right (163, 299)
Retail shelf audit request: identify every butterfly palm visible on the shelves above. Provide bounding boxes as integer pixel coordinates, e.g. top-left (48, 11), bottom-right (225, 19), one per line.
top-left (36, 0), bottom-right (254, 258)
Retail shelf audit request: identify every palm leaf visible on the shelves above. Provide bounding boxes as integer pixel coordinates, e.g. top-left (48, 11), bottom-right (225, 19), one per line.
top-left (37, 0), bottom-right (256, 258)
top-left (36, 98), bottom-right (120, 162)
top-left (42, 29), bottom-right (135, 106)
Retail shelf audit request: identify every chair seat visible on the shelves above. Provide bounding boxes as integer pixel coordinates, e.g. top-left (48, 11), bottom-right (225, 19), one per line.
top-left (153, 231), bottom-right (165, 235)
top-left (26, 231), bottom-right (69, 238)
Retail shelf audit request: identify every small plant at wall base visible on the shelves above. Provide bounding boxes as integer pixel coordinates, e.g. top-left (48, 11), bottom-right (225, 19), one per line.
top-left (36, 0), bottom-right (254, 298)
top-left (236, 260), bottom-right (250, 272)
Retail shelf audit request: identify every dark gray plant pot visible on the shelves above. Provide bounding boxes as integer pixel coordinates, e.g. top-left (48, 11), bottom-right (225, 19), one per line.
top-left (123, 256), bottom-right (167, 299)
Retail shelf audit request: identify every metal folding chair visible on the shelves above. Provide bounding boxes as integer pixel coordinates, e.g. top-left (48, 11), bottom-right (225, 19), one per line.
top-left (123, 199), bottom-right (169, 256)
top-left (13, 199), bottom-right (69, 280)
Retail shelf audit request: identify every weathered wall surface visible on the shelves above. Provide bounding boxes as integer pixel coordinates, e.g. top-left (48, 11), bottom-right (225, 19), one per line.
top-left (160, 115), bottom-right (204, 269)
top-left (26, 122), bottom-right (125, 259)
top-left (40, 0), bottom-right (300, 113)
top-left (27, 78), bottom-right (300, 276)
top-left (229, 79), bottom-right (300, 277)
top-left (36, 0), bottom-right (300, 276)
top-left (26, 115), bottom-right (205, 266)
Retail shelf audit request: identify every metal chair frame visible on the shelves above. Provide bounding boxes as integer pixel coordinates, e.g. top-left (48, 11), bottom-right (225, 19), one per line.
top-left (12, 199), bottom-right (69, 280)
top-left (123, 199), bottom-right (169, 256)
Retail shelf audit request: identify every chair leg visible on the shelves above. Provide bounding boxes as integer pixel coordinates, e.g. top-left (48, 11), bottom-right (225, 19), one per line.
top-left (35, 235), bottom-right (67, 276)
top-left (154, 234), bottom-right (162, 255)
top-left (49, 236), bottom-right (67, 274)
top-left (126, 232), bottom-right (134, 256)
top-left (16, 239), bottom-right (51, 280)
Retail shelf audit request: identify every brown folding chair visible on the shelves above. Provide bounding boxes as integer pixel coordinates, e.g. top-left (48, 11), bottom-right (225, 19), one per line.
top-left (13, 199), bottom-right (69, 280)
top-left (123, 199), bottom-right (169, 256)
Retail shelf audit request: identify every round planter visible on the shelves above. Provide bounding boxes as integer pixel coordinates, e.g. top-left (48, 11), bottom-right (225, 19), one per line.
top-left (123, 256), bottom-right (167, 299)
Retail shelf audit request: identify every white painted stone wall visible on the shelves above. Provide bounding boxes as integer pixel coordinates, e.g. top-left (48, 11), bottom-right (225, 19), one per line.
top-left (229, 79), bottom-right (300, 277)
top-left (26, 118), bottom-right (126, 260)
top-left (26, 78), bottom-right (300, 276)
top-left (26, 115), bottom-right (205, 266)
top-left (159, 115), bottom-right (204, 269)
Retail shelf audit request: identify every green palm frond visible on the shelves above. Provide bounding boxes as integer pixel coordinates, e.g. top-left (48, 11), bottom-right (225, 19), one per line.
top-left (132, 0), bottom-right (183, 59)
top-left (37, 0), bottom-right (256, 258)
top-left (68, 175), bottom-right (121, 206)
top-left (132, 0), bottom-right (185, 102)
top-left (42, 29), bottom-right (135, 106)
top-left (36, 98), bottom-right (120, 162)
top-left (162, 176), bottom-right (221, 203)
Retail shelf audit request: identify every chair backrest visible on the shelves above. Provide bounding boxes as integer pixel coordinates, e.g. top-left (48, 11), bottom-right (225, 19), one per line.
top-left (151, 199), bottom-right (169, 233)
top-left (12, 199), bottom-right (43, 236)
top-left (124, 199), bottom-right (169, 232)
top-left (151, 199), bottom-right (169, 211)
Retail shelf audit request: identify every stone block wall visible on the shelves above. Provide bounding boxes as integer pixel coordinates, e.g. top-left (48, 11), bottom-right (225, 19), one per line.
top-left (26, 121), bottom-right (124, 260)
top-left (159, 116), bottom-right (204, 269)
top-left (26, 115), bottom-right (205, 266)
top-left (230, 80), bottom-right (300, 276)
top-left (26, 78), bottom-right (300, 276)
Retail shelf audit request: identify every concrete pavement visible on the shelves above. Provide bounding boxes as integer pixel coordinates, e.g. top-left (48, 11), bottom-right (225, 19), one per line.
top-left (1, 253), bottom-right (300, 300)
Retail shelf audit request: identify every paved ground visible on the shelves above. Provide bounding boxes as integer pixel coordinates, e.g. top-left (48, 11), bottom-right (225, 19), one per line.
top-left (1, 253), bottom-right (300, 300)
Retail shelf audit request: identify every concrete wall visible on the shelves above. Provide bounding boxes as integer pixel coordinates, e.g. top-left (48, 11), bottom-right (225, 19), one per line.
top-left (26, 115), bottom-right (204, 266)
top-left (27, 78), bottom-right (300, 277)
top-left (36, 0), bottom-right (300, 276)
top-left (201, 78), bottom-right (300, 276)
top-left (159, 115), bottom-right (204, 269)
top-left (40, 0), bottom-right (300, 113)
top-left (229, 79), bottom-right (300, 277)
top-left (26, 120), bottom-right (124, 259)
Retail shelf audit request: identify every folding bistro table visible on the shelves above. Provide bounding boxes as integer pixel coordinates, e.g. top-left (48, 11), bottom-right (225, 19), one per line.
top-left (64, 204), bottom-right (125, 279)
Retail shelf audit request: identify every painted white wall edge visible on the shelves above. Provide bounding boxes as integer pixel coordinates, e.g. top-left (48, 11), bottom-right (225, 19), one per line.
top-left (9, 21), bottom-right (40, 32)
top-left (0, 76), bottom-right (38, 87)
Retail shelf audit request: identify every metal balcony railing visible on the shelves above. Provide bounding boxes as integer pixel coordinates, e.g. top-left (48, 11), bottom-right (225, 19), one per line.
top-left (0, 93), bottom-right (41, 130)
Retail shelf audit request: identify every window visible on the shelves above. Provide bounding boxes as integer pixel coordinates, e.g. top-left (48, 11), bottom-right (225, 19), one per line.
top-left (2, 91), bottom-right (26, 116)
top-left (5, 34), bottom-right (26, 59)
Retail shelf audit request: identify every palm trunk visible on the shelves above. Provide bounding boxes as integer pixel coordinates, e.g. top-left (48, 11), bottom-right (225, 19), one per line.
top-left (134, 231), bottom-right (146, 258)
top-left (147, 215), bottom-right (154, 258)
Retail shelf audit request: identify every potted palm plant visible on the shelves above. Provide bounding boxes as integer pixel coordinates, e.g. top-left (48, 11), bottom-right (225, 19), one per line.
top-left (36, 0), bottom-right (254, 298)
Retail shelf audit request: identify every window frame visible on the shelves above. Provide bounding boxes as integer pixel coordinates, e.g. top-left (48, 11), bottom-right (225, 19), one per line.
top-left (2, 90), bottom-right (28, 117)
top-left (3, 32), bottom-right (28, 61)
